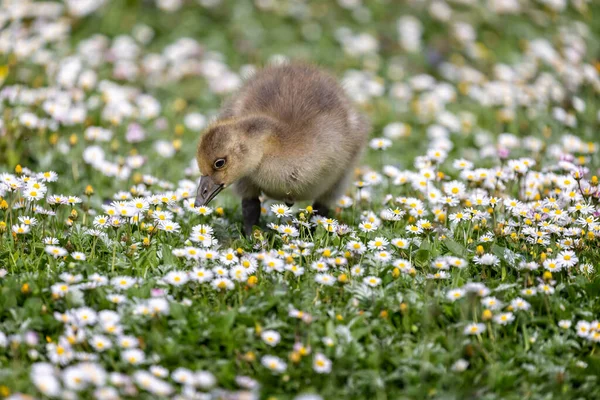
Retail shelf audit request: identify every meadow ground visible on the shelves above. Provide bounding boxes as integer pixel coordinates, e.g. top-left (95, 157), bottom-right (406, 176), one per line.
top-left (1, 0), bottom-right (600, 399)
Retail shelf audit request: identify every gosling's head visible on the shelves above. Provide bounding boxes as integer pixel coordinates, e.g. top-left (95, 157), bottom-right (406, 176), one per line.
top-left (194, 115), bottom-right (280, 207)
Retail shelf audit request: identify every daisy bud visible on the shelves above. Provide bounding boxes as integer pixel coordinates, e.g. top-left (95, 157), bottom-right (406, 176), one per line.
top-left (247, 276), bottom-right (258, 287)
top-left (592, 176), bottom-right (598, 185)
top-left (175, 124), bottom-right (185, 135)
top-left (338, 274), bottom-right (348, 284)
top-left (84, 185), bottom-right (94, 196)
top-left (0, 199), bottom-right (7, 209)
top-left (305, 205), bottom-right (313, 213)
top-left (399, 303), bottom-right (408, 313)
top-left (336, 314), bottom-right (344, 321)
top-left (476, 245), bottom-right (484, 255)
top-left (392, 268), bottom-right (400, 278)
top-left (216, 207), bottom-right (224, 216)
top-left (69, 134), bottom-right (78, 146)
top-left (173, 99), bottom-right (187, 113)
top-left (289, 352), bottom-right (301, 363)
top-left (543, 271), bottom-right (552, 281)
top-left (482, 309), bottom-right (492, 321)
top-left (172, 139), bottom-right (182, 151)
top-left (540, 252), bottom-right (547, 262)
top-left (0, 222), bottom-right (6, 233)
top-left (49, 133), bottom-right (59, 145)
top-left (21, 283), bottom-right (30, 294)
top-left (15, 164), bottom-right (22, 174)
top-left (380, 310), bottom-right (388, 319)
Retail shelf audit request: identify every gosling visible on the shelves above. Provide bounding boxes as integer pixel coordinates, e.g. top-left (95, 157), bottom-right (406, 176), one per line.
top-left (194, 63), bottom-right (370, 236)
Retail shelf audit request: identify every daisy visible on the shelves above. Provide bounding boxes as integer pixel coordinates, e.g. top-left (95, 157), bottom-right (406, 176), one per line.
top-left (239, 257), bottom-right (258, 273)
top-left (350, 265), bottom-right (364, 276)
top-left (576, 321), bottom-right (591, 337)
top-left (12, 224), bottom-right (30, 235)
top-left (190, 268), bottom-right (214, 283)
top-left (510, 297), bottom-right (531, 311)
top-left (481, 296), bottom-right (503, 310)
top-left (367, 237), bottom-right (389, 250)
top-left (537, 283), bottom-right (555, 295)
top-left (558, 320), bottom-right (572, 329)
top-left (451, 359), bottom-right (469, 372)
top-left (211, 278), bottom-right (234, 291)
top-left (358, 221), bottom-right (378, 232)
top-left (285, 264), bottom-right (305, 276)
top-left (493, 312), bottom-right (515, 325)
top-left (393, 258), bottom-right (413, 273)
top-left (556, 250), bottom-right (578, 268)
top-left (347, 240), bottom-right (367, 254)
top-left (261, 355), bottom-right (286, 373)
top-left (446, 288), bottom-right (466, 302)
top-left (369, 137), bottom-right (392, 150)
top-left (117, 335), bottom-right (139, 349)
top-left (172, 368), bottom-right (195, 386)
top-left (391, 237), bottom-right (411, 249)
top-left (90, 335), bottom-right (112, 352)
top-left (473, 254), bottom-right (500, 266)
top-left (315, 274), bottom-right (335, 286)
top-left (373, 251), bottom-right (391, 262)
top-left (164, 271), bottom-right (189, 286)
top-left (313, 353), bottom-right (332, 374)
top-left (363, 276), bottom-right (382, 287)
top-left (406, 224), bottom-right (423, 234)
top-left (271, 203), bottom-right (292, 218)
top-left (71, 252), bottom-right (86, 261)
top-left (111, 276), bottom-right (137, 290)
top-left (45, 245), bottom-right (68, 258)
top-left (464, 323), bottom-right (486, 335)
top-left (122, 349), bottom-right (145, 365)
top-left (18, 216), bottom-right (38, 226)
top-left (261, 330), bottom-right (281, 347)
top-left (230, 266), bottom-right (248, 281)
top-left (159, 220), bottom-right (181, 233)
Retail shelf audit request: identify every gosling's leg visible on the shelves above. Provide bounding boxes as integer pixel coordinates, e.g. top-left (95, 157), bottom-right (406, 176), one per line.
top-left (312, 202), bottom-right (330, 218)
top-left (242, 198), bottom-right (261, 237)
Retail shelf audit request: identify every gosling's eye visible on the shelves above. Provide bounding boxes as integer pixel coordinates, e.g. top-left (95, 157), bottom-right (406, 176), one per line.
top-left (213, 158), bottom-right (226, 170)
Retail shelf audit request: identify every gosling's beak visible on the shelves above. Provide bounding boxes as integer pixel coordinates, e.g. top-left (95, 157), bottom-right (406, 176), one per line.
top-left (194, 176), bottom-right (224, 207)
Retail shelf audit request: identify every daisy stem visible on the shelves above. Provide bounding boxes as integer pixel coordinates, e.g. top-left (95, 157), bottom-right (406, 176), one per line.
top-left (111, 242), bottom-right (117, 273)
top-left (91, 236), bottom-right (98, 259)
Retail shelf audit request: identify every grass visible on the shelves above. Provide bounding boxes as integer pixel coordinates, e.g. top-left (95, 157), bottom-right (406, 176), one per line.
top-left (1, 0), bottom-right (600, 399)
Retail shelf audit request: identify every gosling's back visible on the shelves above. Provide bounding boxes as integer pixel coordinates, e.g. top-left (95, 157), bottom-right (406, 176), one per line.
top-left (221, 63), bottom-right (368, 144)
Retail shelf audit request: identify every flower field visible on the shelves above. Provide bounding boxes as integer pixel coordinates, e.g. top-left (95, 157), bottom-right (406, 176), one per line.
top-left (2, 0), bottom-right (600, 398)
